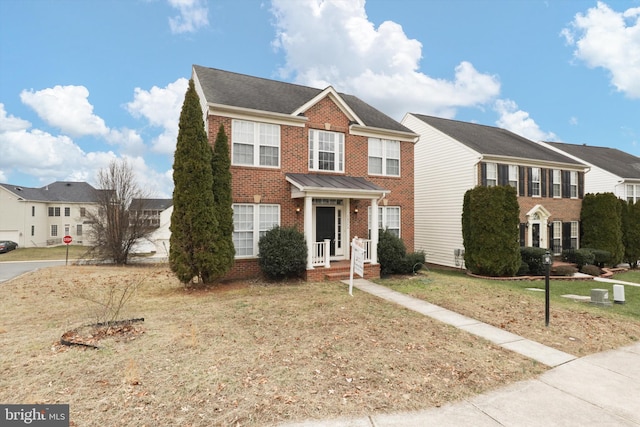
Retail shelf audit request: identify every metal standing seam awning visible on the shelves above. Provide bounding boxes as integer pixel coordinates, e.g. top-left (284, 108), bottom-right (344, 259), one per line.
top-left (285, 173), bottom-right (389, 199)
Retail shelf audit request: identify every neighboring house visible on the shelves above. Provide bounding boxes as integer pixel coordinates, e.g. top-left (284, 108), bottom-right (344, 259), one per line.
top-left (540, 142), bottom-right (640, 203)
top-left (129, 198), bottom-right (173, 256)
top-left (0, 181), bottom-right (99, 248)
top-left (192, 65), bottom-right (419, 280)
top-left (402, 114), bottom-right (589, 268)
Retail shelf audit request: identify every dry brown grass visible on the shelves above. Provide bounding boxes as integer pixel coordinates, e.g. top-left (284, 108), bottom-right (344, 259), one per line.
top-left (0, 265), bottom-right (548, 426)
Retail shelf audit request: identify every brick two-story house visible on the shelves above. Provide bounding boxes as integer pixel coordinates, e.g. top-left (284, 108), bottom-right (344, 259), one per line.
top-left (402, 114), bottom-right (588, 268)
top-left (192, 65), bottom-right (418, 281)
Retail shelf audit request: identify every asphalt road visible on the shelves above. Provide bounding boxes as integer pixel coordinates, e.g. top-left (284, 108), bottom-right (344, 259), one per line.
top-left (0, 260), bottom-right (66, 283)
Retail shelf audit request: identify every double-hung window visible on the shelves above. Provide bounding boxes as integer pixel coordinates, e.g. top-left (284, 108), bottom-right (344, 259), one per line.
top-left (368, 206), bottom-right (401, 238)
top-left (551, 221), bottom-right (562, 255)
top-left (508, 165), bottom-right (519, 190)
top-left (552, 170), bottom-right (561, 197)
top-left (531, 167), bottom-right (541, 197)
top-left (232, 204), bottom-right (280, 257)
top-left (570, 221), bottom-right (579, 249)
top-left (309, 129), bottom-right (344, 172)
top-left (232, 120), bottom-right (280, 167)
top-left (569, 171), bottom-right (578, 198)
top-left (627, 184), bottom-right (640, 203)
top-left (368, 138), bottom-right (400, 176)
top-left (486, 163), bottom-right (497, 187)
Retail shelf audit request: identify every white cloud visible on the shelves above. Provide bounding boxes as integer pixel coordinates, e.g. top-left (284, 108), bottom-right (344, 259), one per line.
top-left (494, 99), bottom-right (556, 142)
top-left (168, 0), bottom-right (209, 34)
top-left (126, 78), bottom-right (188, 155)
top-left (270, 0), bottom-right (500, 119)
top-left (562, 2), bottom-right (640, 98)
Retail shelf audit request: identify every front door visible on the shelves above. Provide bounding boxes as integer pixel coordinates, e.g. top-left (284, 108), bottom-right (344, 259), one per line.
top-left (532, 223), bottom-right (540, 247)
top-left (316, 207), bottom-right (335, 256)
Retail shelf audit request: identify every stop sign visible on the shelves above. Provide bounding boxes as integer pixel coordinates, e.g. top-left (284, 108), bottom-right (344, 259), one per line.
top-left (63, 235), bottom-right (72, 244)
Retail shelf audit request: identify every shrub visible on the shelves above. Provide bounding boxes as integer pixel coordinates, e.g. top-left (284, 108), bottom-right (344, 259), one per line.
top-left (553, 265), bottom-right (578, 277)
top-left (516, 260), bottom-right (530, 276)
top-left (581, 192), bottom-right (624, 265)
top-left (562, 248), bottom-right (595, 269)
top-left (378, 229), bottom-right (407, 275)
top-left (581, 248), bottom-right (611, 267)
top-left (258, 226), bottom-right (307, 280)
top-left (520, 247), bottom-right (547, 276)
top-left (397, 251), bottom-right (427, 275)
top-left (580, 264), bottom-right (602, 277)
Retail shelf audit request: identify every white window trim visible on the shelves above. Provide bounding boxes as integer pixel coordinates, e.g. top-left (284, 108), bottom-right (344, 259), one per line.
top-left (486, 163), bottom-right (497, 187)
top-left (508, 165), bottom-right (519, 192)
top-left (232, 204), bottom-right (280, 258)
top-left (368, 206), bottom-right (401, 238)
top-left (552, 169), bottom-right (561, 198)
top-left (368, 138), bottom-right (400, 177)
top-left (570, 171), bottom-right (578, 199)
top-left (531, 167), bottom-right (541, 197)
top-left (309, 129), bottom-right (344, 173)
top-left (231, 119), bottom-right (281, 168)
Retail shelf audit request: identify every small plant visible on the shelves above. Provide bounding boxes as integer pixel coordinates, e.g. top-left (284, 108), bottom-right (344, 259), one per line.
top-left (562, 248), bottom-right (595, 269)
top-left (258, 226), bottom-right (307, 280)
top-left (581, 248), bottom-right (612, 267)
top-left (581, 264), bottom-right (602, 277)
top-left (553, 265), bottom-right (578, 277)
top-left (398, 251), bottom-right (427, 275)
top-left (378, 229), bottom-right (406, 275)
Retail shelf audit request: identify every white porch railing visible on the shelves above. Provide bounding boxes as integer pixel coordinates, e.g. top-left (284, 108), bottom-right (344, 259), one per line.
top-left (311, 239), bottom-right (372, 267)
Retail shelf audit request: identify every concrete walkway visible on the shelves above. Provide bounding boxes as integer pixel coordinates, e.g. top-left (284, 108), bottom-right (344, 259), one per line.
top-left (279, 278), bottom-right (640, 426)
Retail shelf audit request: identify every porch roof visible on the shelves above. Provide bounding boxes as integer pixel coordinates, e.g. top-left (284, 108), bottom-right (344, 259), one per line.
top-left (286, 173), bottom-right (389, 199)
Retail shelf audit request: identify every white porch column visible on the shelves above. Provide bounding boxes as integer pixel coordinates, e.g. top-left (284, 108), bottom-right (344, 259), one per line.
top-left (370, 197), bottom-right (379, 264)
top-left (304, 196), bottom-right (314, 269)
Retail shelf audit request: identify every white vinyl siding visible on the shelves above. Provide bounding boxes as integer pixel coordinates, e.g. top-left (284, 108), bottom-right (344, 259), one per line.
top-left (309, 129), bottom-right (344, 172)
top-left (232, 204), bottom-right (280, 257)
top-left (232, 120), bottom-right (280, 167)
top-left (368, 138), bottom-right (400, 176)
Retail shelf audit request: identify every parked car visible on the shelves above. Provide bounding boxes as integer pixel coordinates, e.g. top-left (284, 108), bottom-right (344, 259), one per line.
top-left (0, 240), bottom-right (18, 253)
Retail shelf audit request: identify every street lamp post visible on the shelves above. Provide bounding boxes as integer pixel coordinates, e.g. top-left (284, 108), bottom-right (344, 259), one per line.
top-left (543, 250), bottom-right (552, 327)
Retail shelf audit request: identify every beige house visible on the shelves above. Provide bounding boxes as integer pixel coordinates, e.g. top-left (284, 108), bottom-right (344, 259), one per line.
top-left (0, 181), bottom-right (99, 248)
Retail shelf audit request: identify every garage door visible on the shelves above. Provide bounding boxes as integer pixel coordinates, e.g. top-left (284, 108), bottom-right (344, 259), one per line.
top-left (0, 230), bottom-right (20, 242)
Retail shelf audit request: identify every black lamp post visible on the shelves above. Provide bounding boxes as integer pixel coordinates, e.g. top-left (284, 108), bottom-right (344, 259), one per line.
top-left (542, 250), bottom-right (552, 327)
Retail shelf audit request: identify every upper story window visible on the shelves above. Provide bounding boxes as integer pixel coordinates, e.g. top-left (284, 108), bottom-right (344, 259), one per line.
top-left (569, 171), bottom-right (578, 198)
top-left (508, 165), bottom-right (518, 191)
top-left (48, 207), bottom-right (60, 217)
top-left (309, 129), bottom-right (344, 172)
top-left (485, 163), bottom-right (497, 187)
top-left (64, 207), bottom-right (71, 217)
top-left (552, 169), bottom-right (561, 198)
top-left (80, 207), bottom-right (86, 217)
top-left (530, 167), bottom-right (541, 197)
top-left (627, 184), bottom-right (640, 203)
top-left (368, 138), bottom-right (400, 176)
top-left (31, 206), bottom-right (35, 217)
top-left (232, 119), bottom-right (280, 168)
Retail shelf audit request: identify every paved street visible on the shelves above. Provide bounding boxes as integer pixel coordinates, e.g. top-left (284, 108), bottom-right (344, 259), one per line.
top-left (0, 260), bottom-right (66, 283)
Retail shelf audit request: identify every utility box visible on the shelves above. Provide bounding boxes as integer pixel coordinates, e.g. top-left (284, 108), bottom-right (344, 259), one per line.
top-left (613, 285), bottom-right (625, 304)
top-left (590, 289), bottom-right (611, 307)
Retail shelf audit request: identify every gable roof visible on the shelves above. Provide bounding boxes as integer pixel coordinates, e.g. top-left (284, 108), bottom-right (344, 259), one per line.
top-left (192, 65), bottom-right (413, 134)
top-left (0, 181), bottom-right (98, 203)
top-left (411, 114), bottom-right (584, 166)
top-left (130, 198), bottom-right (173, 211)
top-left (544, 142), bottom-right (640, 180)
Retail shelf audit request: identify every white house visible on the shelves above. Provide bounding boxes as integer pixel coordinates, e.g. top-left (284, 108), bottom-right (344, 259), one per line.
top-left (540, 142), bottom-right (640, 203)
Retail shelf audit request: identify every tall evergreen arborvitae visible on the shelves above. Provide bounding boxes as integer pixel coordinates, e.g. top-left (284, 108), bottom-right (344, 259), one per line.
top-left (621, 199), bottom-right (640, 268)
top-left (581, 192), bottom-right (624, 265)
top-left (170, 79), bottom-right (220, 285)
top-left (211, 124), bottom-right (235, 275)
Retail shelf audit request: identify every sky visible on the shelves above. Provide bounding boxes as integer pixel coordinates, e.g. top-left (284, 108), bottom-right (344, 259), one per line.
top-left (1, 0), bottom-right (639, 198)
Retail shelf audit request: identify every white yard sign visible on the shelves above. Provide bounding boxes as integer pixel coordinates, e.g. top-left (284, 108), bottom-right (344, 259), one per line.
top-left (349, 237), bottom-right (365, 296)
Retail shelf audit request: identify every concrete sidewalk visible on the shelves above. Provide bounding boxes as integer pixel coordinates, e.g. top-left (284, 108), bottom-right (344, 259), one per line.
top-left (279, 278), bottom-right (640, 426)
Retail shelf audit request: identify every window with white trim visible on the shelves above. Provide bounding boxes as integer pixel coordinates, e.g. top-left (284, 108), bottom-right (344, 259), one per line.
top-left (531, 167), bottom-right (541, 197)
top-left (551, 221), bottom-right (562, 254)
top-left (368, 206), bottom-right (401, 238)
top-left (626, 184), bottom-right (639, 203)
top-left (486, 163), bottom-right (497, 187)
top-left (570, 171), bottom-right (578, 198)
top-left (232, 120), bottom-right (280, 167)
top-left (368, 138), bottom-right (400, 176)
top-left (309, 129), bottom-right (344, 172)
top-left (232, 204), bottom-right (280, 257)
top-left (552, 169), bottom-right (561, 198)
top-left (51, 225), bottom-right (58, 237)
top-left (570, 221), bottom-right (579, 249)
top-left (508, 165), bottom-right (519, 191)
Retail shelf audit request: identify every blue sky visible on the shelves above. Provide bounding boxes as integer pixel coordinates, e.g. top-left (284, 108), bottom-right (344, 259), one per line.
top-left (1, 0), bottom-right (639, 198)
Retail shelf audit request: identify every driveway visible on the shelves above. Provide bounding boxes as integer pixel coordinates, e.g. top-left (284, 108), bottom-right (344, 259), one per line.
top-left (0, 260), bottom-right (66, 283)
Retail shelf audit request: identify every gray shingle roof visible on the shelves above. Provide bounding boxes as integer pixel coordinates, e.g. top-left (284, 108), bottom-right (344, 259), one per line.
top-left (544, 142), bottom-right (640, 180)
top-left (412, 114), bottom-right (584, 166)
top-left (0, 181), bottom-right (98, 202)
top-left (286, 173), bottom-right (387, 194)
top-left (193, 65), bottom-right (413, 133)
top-left (130, 198), bottom-right (173, 211)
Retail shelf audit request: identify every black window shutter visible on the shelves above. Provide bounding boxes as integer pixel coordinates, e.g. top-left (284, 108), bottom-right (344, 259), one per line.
top-left (548, 169), bottom-right (554, 196)
top-left (562, 222), bottom-right (571, 250)
top-left (498, 164), bottom-right (508, 186)
top-left (519, 167), bottom-right (525, 196)
top-left (481, 162), bottom-right (487, 186)
top-left (527, 167), bottom-right (532, 197)
top-left (562, 170), bottom-right (570, 198)
top-left (519, 224), bottom-right (526, 247)
top-left (578, 172), bottom-right (585, 199)
top-left (541, 169), bottom-right (547, 197)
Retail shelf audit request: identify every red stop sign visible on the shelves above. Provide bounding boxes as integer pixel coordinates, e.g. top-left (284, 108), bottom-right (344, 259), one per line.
top-left (63, 235), bottom-right (72, 244)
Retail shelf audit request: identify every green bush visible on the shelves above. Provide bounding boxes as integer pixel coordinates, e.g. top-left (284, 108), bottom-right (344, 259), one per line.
top-left (553, 265), bottom-right (578, 276)
top-left (258, 226), bottom-right (307, 280)
top-left (580, 264), bottom-right (602, 277)
top-left (581, 248), bottom-right (611, 267)
top-left (581, 193), bottom-right (623, 265)
top-left (397, 251), bottom-right (427, 275)
top-left (378, 229), bottom-right (406, 275)
top-left (520, 247), bottom-right (547, 276)
top-left (517, 260), bottom-right (530, 276)
top-left (562, 248), bottom-right (595, 269)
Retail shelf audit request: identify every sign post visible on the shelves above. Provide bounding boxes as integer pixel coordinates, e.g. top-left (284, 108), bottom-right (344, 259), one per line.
top-left (542, 250), bottom-right (551, 327)
top-left (63, 235), bottom-right (72, 265)
top-left (349, 237), bottom-right (365, 296)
